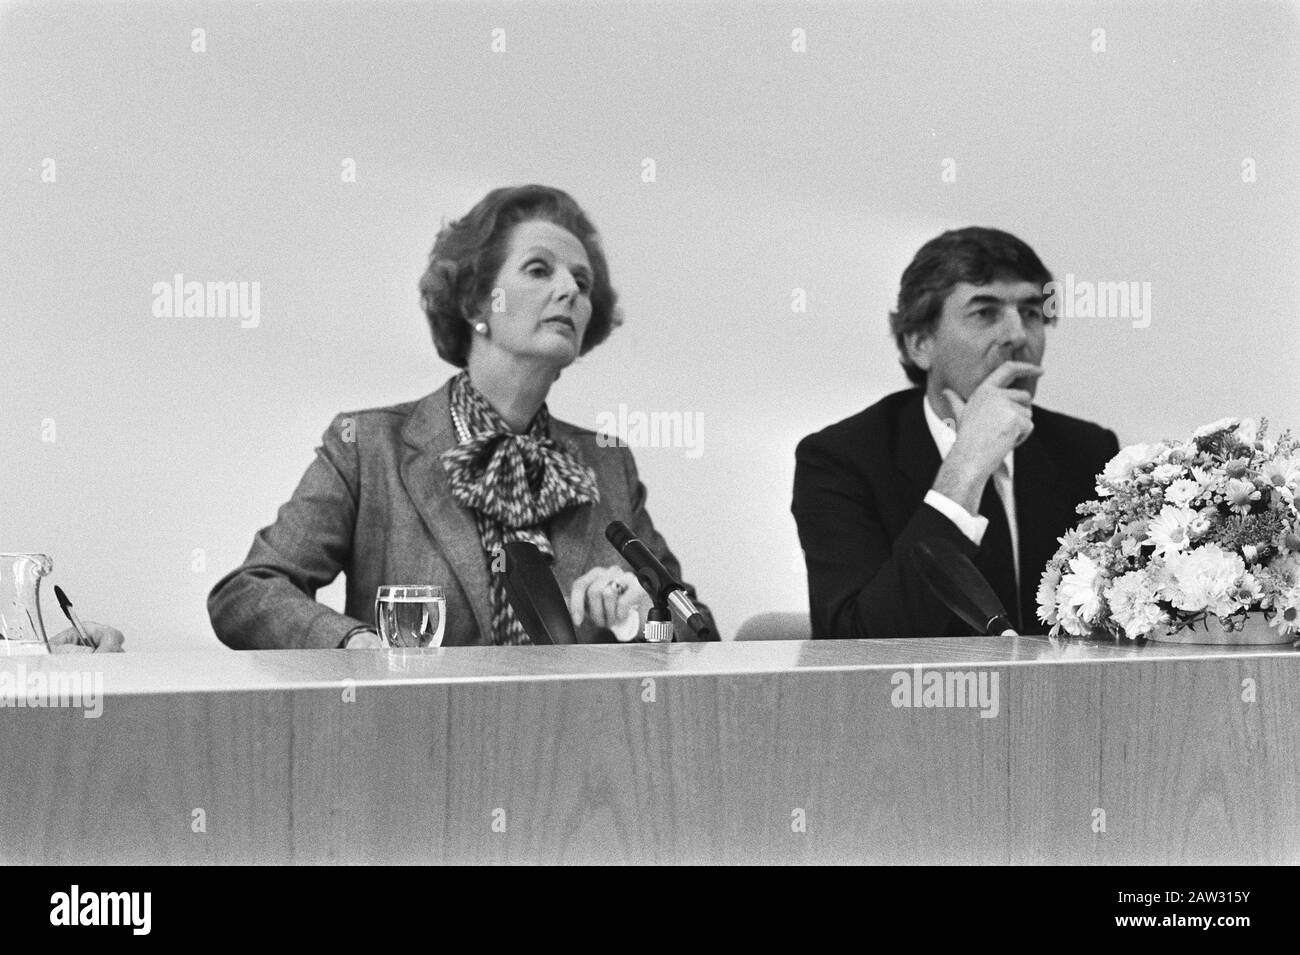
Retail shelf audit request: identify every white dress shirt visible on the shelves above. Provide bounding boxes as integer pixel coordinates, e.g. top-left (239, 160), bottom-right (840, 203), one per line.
top-left (921, 396), bottom-right (1020, 583)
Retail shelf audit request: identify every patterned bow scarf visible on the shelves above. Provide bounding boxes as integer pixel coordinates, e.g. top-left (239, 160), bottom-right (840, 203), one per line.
top-left (440, 372), bottom-right (599, 645)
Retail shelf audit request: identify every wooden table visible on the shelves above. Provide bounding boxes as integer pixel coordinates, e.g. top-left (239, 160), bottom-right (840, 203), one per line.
top-left (2, 636), bottom-right (1296, 864)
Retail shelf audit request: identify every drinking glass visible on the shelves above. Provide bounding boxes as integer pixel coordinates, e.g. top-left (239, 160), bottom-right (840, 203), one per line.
top-left (375, 585), bottom-right (446, 648)
top-left (1, 553), bottom-right (53, 655)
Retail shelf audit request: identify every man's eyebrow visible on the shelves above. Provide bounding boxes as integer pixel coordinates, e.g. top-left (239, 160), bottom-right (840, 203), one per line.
top-left (964, 292), bottom-right (1046, 307)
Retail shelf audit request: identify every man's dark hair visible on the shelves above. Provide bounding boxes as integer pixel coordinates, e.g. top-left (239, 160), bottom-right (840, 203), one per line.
top-left (888, 227), bottom-right (1054, 385)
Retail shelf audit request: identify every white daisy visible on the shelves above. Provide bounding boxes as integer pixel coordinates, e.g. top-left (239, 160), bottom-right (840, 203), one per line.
top-left (1194, 417), bottom-right (1239, 439)
top-left (1267, 588), bottom-right (1300, 635)
top-left (1057, 553), bottom-right (1105, 629)
top-left (1225, 478), bottom-right (1261, 514)
top-left (1144, 505), bottom-right (1197, 557)
top-left (1278, 528), bottom-right (1300, 557)
top-left (1261, 455), bottom-right (1300, 502)
top-left (1151, 462), bottom-right (1184, 484)
top-left (1164, 478), bottom-right (1200, 508)
top-left (1100, 443), bottom-right (1163, 488)
top-left (1037, 565), bottom-right (1062, 626)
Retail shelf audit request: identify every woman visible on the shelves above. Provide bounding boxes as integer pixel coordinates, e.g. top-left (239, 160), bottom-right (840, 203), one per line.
top-left (209, 185), bottom-right (714, 648)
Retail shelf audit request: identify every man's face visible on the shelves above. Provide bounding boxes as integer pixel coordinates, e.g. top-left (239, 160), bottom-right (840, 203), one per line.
top-left (907, 275), bottom-right (1049, 401)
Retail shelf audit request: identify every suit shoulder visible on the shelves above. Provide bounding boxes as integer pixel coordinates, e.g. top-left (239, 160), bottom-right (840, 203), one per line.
top-left (1032, 405), bottom-right (1119, 470)
top-left (318, 398), bottom-right (426, 449)
top-left (796, 389), bottom-right (918, 458)
top-left (552, 415), bottom-right (599, 441)
top-left (552, 415), bottom-right (609, 462)
top-left (552, 415), bottom-right (635, 481)
top-left (1032, 405), bottom-right (1116, 445)
top-left (332, 398), bottom-right (422, 424)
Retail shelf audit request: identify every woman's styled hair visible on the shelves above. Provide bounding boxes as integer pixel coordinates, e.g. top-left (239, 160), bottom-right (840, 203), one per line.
top-left (419, 184), bottom-right (619, 368)
top-left (888, 227), bottom-right (1054, 385)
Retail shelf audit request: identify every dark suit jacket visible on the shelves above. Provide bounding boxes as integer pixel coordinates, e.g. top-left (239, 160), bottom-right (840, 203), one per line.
top-left (791, 388), bottom-right (1119, 639)
top-left (209, 378), bottom-right (714, 648)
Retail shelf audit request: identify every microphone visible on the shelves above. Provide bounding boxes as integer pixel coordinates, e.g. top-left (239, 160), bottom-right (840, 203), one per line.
top-left (913, 538), bottom-right (1018, 637)
top-left (500, 541), bottom-right (577, 645)
top-left (605, 521), bottom-right (714, 640)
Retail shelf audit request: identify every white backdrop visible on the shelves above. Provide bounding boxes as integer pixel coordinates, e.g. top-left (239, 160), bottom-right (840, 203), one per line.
top-left (3, 1), bottom-right (1298, 649)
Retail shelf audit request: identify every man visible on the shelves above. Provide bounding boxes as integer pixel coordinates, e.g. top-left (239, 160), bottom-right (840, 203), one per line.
top-left (792, 227), bottom-right (1119, 638)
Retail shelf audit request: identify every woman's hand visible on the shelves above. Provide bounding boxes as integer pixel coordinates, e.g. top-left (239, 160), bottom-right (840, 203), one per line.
top-left (343, 628), bottom-right (385, 649)
top-left (49, 620), bottom-right (125, 653)
top-left (568, 566), bottom-right (652, 641)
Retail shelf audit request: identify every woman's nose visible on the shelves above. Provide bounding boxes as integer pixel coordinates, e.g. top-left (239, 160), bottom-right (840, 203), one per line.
top-left (552, 269), bottom-right (579, 300)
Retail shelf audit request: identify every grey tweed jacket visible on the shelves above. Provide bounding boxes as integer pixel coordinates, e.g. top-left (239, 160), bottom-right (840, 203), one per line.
top-left (208, 378), bottom-right (714, 648)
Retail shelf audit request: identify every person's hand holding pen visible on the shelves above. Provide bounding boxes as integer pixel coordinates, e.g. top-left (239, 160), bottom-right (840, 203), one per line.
top-left (49, 586), bottom-right (125, 653)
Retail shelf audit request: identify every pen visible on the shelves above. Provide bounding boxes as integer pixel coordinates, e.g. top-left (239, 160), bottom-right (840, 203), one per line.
top-left (53, 585), bottom-right (94, 648)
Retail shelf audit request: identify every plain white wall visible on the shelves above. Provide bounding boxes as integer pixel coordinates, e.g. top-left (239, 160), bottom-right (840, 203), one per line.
top-left (3, 1), bottom-right (1298, 649)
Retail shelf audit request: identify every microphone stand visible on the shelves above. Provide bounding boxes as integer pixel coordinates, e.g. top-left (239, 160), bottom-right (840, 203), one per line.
top-left (643, 601), bottom-right (674, 643)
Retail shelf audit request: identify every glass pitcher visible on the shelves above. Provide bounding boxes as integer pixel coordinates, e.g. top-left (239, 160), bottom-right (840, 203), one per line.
top-left (0, 553), bottom-right (53, 655)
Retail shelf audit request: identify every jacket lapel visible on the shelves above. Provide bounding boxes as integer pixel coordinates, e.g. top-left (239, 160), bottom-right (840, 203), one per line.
top-left (895, 390), bottom-right (942, 501)
top-left (399, 381), bottom-right (494, 644)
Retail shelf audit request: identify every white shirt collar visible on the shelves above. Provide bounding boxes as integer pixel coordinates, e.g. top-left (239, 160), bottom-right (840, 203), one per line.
top-left (922, 394), bottom-right (1015, 479)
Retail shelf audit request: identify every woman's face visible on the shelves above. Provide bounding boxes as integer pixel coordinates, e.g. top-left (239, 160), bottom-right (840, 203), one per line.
top-left (477, 219), bottom-right (594, 368)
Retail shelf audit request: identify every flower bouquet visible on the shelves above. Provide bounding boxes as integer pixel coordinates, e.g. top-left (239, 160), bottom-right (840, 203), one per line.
top-left (1037, 417), bottom-right (1300, 643)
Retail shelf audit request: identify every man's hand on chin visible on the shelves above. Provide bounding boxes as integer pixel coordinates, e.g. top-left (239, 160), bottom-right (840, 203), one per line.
top-left (931, 360), bottom-right (1042, 514)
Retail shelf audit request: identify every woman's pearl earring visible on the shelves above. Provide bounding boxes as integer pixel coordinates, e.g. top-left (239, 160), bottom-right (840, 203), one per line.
top-left (474, 322), bottom-right (488, 335)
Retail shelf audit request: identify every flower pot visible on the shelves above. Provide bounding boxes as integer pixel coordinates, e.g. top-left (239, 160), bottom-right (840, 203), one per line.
top-left (1149, 612), bottom-right (1292, 646)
